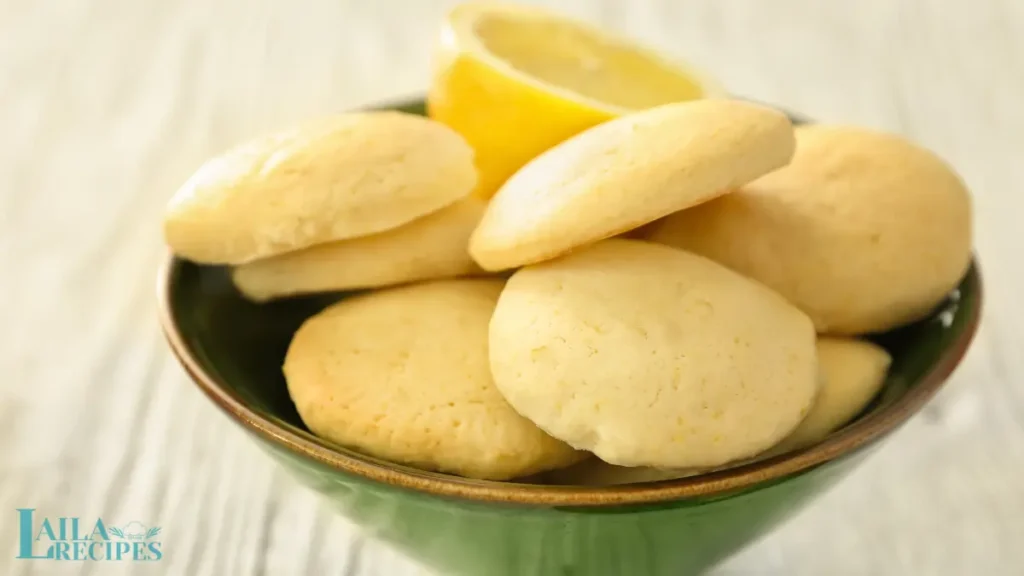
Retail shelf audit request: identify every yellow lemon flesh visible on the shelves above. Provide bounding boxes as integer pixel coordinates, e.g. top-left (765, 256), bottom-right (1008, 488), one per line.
top-left (428, 2), bottom-right (725, 199)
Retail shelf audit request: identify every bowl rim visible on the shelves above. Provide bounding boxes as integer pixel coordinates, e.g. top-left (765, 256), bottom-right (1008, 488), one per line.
top-left (157, 251), bottom-right (982, 507)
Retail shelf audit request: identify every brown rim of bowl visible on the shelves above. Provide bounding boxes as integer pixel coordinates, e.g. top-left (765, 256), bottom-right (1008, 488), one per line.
top-left (157, 253), bottom-right (982, 506)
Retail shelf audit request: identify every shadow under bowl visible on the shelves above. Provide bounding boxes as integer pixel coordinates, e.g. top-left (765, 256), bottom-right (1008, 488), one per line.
top-left (157, 98), bottom-right (983, 576)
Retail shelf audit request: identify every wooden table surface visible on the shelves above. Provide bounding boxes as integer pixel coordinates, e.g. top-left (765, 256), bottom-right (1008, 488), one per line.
top-left (2, 1), bottom-right (1022, 574)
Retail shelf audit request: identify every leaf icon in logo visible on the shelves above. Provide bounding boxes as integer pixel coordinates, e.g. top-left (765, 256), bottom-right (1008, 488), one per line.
top-left (145, 527), bottom-right (161, 539)
top-left (108, 527), bottom-right (125, 538)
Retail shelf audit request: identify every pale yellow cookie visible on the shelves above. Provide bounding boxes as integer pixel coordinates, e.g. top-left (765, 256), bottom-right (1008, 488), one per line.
top-left (164, 111), bottom-right (476, 264)
top-left (646, 124), bottom-right (973, 335)
top-left (232, 197), bottom-right (485, 302)
top-left (772, 337), bottom-right (892, 452)
top-left (488, 239), bottom-right (818, 469)
top-left (468, 99), bottom-right (795, 271)
top-left (283, 278), bottom-right (583, 480)
top-left (544, 452), bottom-right (773, 486)
top-left (544, 457), bottom-right (701, 486)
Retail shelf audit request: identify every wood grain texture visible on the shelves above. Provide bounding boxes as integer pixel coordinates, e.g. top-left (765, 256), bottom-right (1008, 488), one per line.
top-left (1, 0), bottom-right (1021, 574)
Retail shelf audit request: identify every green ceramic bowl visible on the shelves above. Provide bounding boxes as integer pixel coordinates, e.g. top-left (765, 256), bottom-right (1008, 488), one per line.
top-left (158, 98), bottom-right (982, 576)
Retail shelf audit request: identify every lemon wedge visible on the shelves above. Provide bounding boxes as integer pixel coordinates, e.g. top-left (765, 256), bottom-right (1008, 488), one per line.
top-left (427, 2), bottom-right (726, 198)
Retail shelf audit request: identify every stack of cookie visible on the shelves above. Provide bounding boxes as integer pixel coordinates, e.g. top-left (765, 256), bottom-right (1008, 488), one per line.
top-left (163, 112), bottom-right (485, 301)
top-left (163, 98), bottom-right (971, 484)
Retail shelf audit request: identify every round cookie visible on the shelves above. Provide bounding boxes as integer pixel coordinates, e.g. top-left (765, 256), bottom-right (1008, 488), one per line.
top-left (468, 99), bottom-right (795, 271)
top-left (772, 337), bottom-right (892, 452)
top-left (646, 124), bottom-right (973, 335)
top-left (164, 111), bottom-right (476, 264)
top-left (544, 457), bottom-right (700, 486)
top-left (283, 278), bottom-right (583, 480)
top-left (232, 197), bottom-right (485, 302)
top-left (488, 238), bottom-right (818, 469)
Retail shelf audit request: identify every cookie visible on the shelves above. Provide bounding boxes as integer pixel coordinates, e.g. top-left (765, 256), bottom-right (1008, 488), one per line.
top-left (468, 99), bottom-right (795, 271)
top-left (646, 124), bottom-right (973, 335)
top-left (543, 457), bottom-right (701, 486)
top-left (283, 278), bottom-right (583, 480)
top-left (488, 239), bottom-right (818, 469)
top-left (164, 111), bottom-right (476, 264)
top-left (773, 337), bottom-right (892, 452)
top-left (232, 197), bottom-right (485, 302)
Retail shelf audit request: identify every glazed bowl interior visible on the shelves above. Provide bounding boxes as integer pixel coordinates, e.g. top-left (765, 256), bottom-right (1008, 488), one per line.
top-left (158, 98), bottom-right (982, 508)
